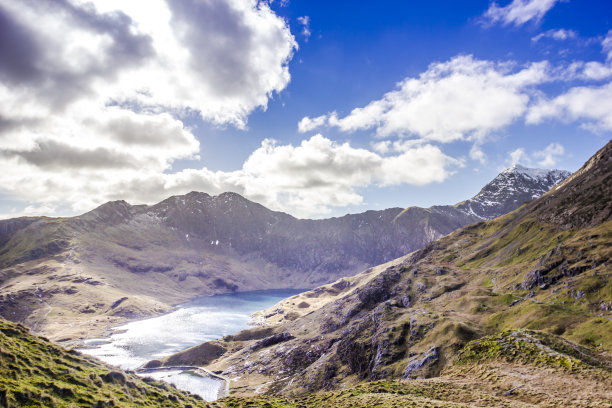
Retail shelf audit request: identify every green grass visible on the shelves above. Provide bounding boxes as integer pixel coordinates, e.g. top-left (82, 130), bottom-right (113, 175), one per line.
top-left (456, 329), bottom-right (607, 372)
top-left (215, 380), bottom-right (501, 408)
top-left (0, 318), bottom-right (212, 407)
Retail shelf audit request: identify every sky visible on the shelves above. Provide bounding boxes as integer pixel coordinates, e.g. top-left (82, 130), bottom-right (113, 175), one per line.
top-left (0, 0), bottom-right (610, 220)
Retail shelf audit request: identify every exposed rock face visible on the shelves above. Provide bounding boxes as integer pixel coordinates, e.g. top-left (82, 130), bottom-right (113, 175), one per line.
top-left (456, 164), bottom-right (571, 219)
top-left (402, 346), bottom-right (438, 379)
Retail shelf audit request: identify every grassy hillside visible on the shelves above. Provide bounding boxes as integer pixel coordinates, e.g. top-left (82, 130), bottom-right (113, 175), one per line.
top-left (0, 318), bottom-right (213, 407)
top-left (160, 141), bottom-right (612, 404)
top-left (3, 316), bottom-right (610, 408)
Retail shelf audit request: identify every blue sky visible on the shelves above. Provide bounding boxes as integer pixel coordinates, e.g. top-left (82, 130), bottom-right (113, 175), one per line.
top-left (0, 0), bottom-right (610, 219)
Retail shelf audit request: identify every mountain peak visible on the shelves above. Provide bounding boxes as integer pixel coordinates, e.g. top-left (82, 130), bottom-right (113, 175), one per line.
top-left (503, 163), bottom-right (570, 182)
top-left (78, 200), bottom-right (136, 225)
top-left (456, 165), bottom-right (571, 220)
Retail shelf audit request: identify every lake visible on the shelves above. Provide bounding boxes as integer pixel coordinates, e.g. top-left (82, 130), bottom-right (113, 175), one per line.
top-left (79, 289), bottom-right (302, 400)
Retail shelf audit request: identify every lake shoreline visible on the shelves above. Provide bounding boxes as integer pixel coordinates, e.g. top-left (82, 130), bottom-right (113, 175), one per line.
top-left (75, 289), bottom-right (304, 400)
top-left (58, 288), bottom-right (306, 350)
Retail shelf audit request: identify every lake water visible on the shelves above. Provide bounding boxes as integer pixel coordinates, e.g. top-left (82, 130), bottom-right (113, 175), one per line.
top-left (79, 289), bottom-right (302, 400)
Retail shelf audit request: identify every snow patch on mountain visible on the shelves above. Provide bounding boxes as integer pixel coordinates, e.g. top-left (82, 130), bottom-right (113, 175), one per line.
top-left (456, 165), bottom-right (571, 220)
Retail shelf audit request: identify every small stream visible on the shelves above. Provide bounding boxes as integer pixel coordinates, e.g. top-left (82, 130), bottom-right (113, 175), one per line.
top-left (79, 289), bottom-right (302, 401)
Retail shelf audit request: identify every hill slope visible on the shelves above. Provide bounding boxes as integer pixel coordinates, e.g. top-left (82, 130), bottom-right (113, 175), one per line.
top-left (164, 141), bottom-right (611, 403)
top-left (0, 318), bottom-right (214, 407)
top-left (2, 316), bottom-right (610, 408)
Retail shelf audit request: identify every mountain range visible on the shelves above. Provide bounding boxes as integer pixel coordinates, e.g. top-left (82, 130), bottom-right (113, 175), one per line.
top-left (150, 141), bottom-right (612, 406)
top-left (0, 165), bottom-right (569, 341)
top-left (0, 144), bottom-right (610, 407)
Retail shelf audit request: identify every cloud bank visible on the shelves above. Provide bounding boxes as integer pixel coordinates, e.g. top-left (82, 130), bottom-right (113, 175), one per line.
top-left (300, 56), bottom-right (551, 143)
top-left (0, 135), bottom-right (461, 218)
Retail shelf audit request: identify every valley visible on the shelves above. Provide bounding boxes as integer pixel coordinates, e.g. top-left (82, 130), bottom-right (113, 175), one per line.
top-left (1, 145), bottom-right (609, 407)
top-left (151, 141), bottom-right (612, 405)
top-left (1, 2), bottom-right (610, 407)
top-left (0, 165), bottom-right (568, 342)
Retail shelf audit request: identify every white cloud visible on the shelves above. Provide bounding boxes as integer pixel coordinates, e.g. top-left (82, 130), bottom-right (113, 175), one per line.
top-left (0, 0), bottom-right (297, 129)
top-left (297, 15), bottom-right (311, 42)
top-left (560, 32), bottom-right (612, 81)
top-left (580, 62), bottom-right (612, 81)
top-left (306, 56), bottom-right (551, 142)
top-left (470, 144), bottom-right (487, 164)
top-left (0, 203), bottom-right (58, 220)
top-left (505, 144), bottom-right (564, 168)
top-left (508, 147), bottom-right (529, 165)
top-left (0, 0), bottom-right (305, 217)
top-left (298, 114), bottom-right (328, 133)
top-left (163, 136), bottom-right (460, 217)
top-left (0, 135), bottom-right (461, 218)
top-left (533, 142), bottom-right (564, 166)
top-left (371, 141), bottom-right (391, 154)
top-left (532, 28), bottom-right (576, 42)
top-left (483, 0), bottom-right (561, 27)
top-left (527, 82), bottom-right (612, 131)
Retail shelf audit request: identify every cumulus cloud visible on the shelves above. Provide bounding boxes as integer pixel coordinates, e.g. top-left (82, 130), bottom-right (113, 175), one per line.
top-left (0, 135), bottom-right (461, 218)
top-left (531, 28), bottom-right (576, 42)
top-left (0, 0), bottom-right (297, 139)
top-left (533, 142), bottom-right (564, 166)
top-left (580, 62), bottom-right (612, 81)
top-left (298, 114), bottom-right (328, 133)
top-left (560, 31), bottom-right (612, 81)
top-left (527, 82), bottom-right (612, 131)
top-left (505, 143), bottom-right (564, 168)
top-left (0, 203), bottom-right (58, 220)
top-left (300, 55), bottom-right (551, 143)
top-left (469, 144), bottom-right (487, 164)
top-left (508, 148), bottom-right (529, 165)
top-left (0, 0), bottom-right (303, 217)
top-left (483, 0), bottom-right (561, 27)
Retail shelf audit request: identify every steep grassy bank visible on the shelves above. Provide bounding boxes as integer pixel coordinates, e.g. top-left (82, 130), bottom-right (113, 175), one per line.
top-left (0, 318), bottom-right (214, 407)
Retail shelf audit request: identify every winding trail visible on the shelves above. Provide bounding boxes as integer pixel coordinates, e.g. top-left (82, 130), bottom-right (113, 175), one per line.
top-left (32, 286), bottom-right (53, 333)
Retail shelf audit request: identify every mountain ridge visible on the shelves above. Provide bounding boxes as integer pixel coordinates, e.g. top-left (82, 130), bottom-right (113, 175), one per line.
top-left (0, 165), bottom-right (570, 341)
top-left (164, 141), bottom-right (611, 400)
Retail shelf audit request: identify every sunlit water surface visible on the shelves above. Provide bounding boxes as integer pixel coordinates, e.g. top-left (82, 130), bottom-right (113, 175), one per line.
top-left (79, 289), bottom-right (302, 400)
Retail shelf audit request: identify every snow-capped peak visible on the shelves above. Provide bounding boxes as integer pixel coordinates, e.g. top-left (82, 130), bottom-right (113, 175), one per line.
top-left (503, 164), bottom-right (571, 185)
top-left (505, 164), bottom-right (550, 178)
top-left (456, 165), bottom-right (572, 220)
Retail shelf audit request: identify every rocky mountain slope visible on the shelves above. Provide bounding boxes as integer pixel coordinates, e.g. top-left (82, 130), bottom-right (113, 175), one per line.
top-left (455, 164), bottom-right (570, 219)
top-left (0, 166), bottom-right (568, 341)
top-left (2, 316), bottom-right (610, 408)
top-left (160, 141), bottom-right (611, 404)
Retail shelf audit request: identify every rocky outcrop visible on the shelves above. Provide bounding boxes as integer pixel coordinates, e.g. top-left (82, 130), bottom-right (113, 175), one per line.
top-left (402, 346), bottom-right (439, 379)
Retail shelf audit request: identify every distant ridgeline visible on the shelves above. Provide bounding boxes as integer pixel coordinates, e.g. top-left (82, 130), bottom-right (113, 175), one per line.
top-left (0, 164), bottom-right (569, 341)
top-left (155, 141), bottom-right (612, 404)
